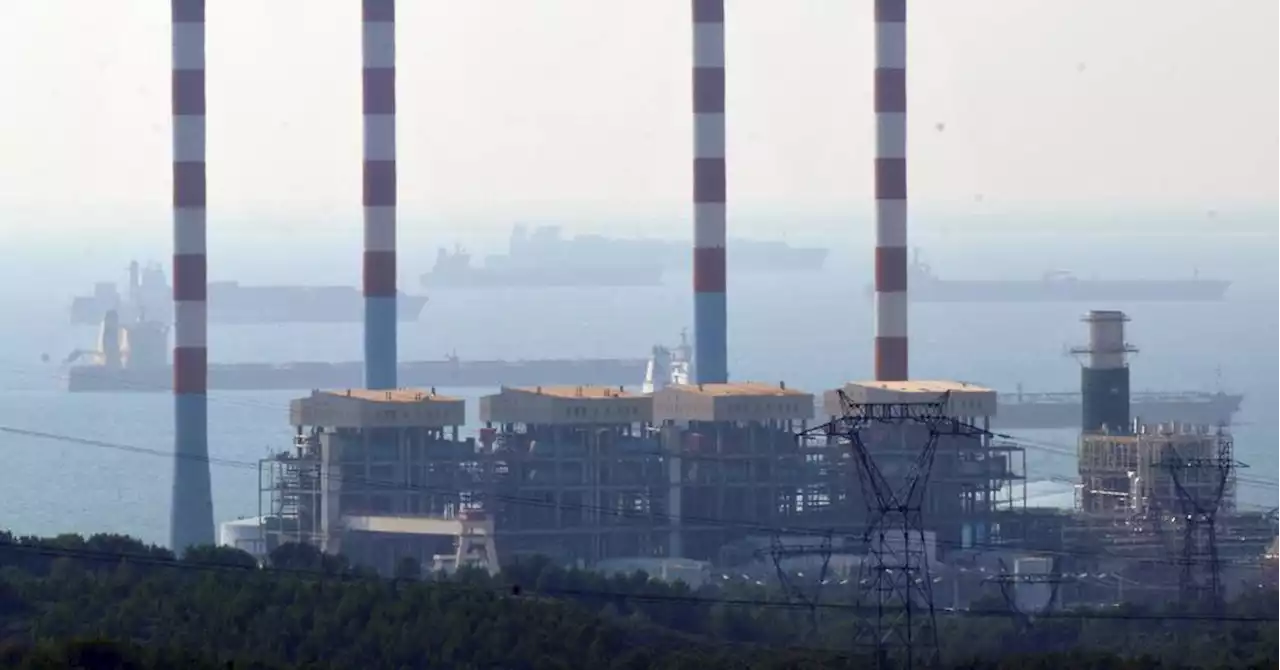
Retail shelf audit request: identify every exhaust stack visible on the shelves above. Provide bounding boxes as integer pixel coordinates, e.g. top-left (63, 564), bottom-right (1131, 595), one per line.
top-left (874, 0), bottom-right (908, 381)
top-left (1073, 310), bottom-right (1136, 433)
top-left (691, 0), bottom-right (727, 383)
top-left (169, 0), bottom-right (214, 552)
top-left (362, 0), bottom-right (398, 389)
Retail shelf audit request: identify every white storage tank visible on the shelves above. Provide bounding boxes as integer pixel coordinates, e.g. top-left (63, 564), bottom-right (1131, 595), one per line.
top-left (218, 517), bottom-right (267, 560)
top-left (1013, 556), bottom-right (1055, 613)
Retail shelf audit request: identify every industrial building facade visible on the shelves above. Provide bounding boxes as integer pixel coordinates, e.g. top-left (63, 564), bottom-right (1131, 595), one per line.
top-left (259, 381), bottom-right (1027, 573)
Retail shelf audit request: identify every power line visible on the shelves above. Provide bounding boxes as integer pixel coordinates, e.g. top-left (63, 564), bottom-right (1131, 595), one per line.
top-left (1, 423), bottom-right (1272, 570)
top-left (8, 363), bottom-right (1276, 491)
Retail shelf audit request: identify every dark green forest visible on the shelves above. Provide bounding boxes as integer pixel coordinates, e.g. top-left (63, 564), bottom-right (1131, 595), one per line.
top-left (0, 531), bottom-right (1274, 669)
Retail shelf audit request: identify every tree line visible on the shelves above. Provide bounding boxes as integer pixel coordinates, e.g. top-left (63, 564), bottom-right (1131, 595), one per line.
top-left (0, 531), bottom-right (1273, 669)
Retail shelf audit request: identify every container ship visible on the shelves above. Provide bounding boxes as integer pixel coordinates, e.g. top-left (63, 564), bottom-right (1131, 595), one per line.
top-left (867, 250), bottom-right (1230, 303)
top-left (70, 261), bottom-right (429, 325)
top-left (420, 225), bottom-right (829, 290)
top-left (64, 312), bottom-right (648, 392)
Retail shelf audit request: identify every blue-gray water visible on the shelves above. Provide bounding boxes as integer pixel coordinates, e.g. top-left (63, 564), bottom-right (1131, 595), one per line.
top-left (0, 230), bottom-right (1275, 546)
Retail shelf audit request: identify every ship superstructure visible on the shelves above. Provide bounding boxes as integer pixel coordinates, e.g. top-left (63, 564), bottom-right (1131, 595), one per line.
top-left (641, 329), bottom-right (692, 393)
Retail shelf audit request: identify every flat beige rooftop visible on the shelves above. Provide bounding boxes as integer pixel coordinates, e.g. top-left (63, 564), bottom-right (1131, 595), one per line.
top-left (849, 380), bottom-right (994, 394)
top-left (668, 382), bottom-right (808, 397)
top-left (317, 388), bottom-right (461, 403)
top-left (507, 385), bottom-right (638, 399)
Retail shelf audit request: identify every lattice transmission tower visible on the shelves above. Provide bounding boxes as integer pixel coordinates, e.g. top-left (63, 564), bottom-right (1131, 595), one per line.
top-left (765, 530), bottom-right (835, 641)
top-left (799, 391), bottom-right (988, 670)
top-left (1158, 426), bottom-right (1240, 612)
top-left (983, 557), bottom-right (1073, 632)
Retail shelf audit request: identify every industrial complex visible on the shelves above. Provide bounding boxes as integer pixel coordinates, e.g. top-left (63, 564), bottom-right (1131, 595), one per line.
top-left (150, 0), bottom-right (1270, 628)
top-left (224, 306), bottom-right (1274, 611)
top-left (246, 378), bottom-right (1020, 575)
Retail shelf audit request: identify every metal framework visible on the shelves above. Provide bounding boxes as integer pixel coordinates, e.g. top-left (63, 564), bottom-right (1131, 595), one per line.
top-left (800, 390), bottom-right (989, 670)
top-left (258, 430), bottom-right (325, 553)
top-left (766, 530), bottom-right (835, 641)
top-left (983, 558), bottom-right (1073, 630)
top-left (1158, 428), bottom-right (1239, 611)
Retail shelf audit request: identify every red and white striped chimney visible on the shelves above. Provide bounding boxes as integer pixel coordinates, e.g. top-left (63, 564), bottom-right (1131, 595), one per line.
top-left (170, 0), bottom-right (214, 551)
top-left (691, 0), bottom-right (728, 384)
top-left (874, 0), bottom-right (908, 381)
top-left (362, 0), bottom-right (398, 389)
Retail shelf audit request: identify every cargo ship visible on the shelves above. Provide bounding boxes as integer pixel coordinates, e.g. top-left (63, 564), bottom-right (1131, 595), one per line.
top-left (70, 261), bottom-right (429, 325)
top-left (867, 250), bottom-right (1230, 303)
top-left (420, 225), bottom-right (829, 290)
top-left (423, 244), bottom-right (666, 289)
top-left (67, 358), bottom-right (649, 392)
top-left (993, 388), bottom-right (1243, 430)
top-left (64, 312), bottom-right (649, 392)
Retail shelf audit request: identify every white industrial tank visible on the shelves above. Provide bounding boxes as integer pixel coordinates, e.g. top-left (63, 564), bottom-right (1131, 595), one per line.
top-left (218, 517), bottom-right (267, 560)
top-left (1013, 556), bottom-right (1055, 613)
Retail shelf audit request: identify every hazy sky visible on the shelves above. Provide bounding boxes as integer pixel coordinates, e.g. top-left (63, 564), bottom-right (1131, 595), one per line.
top-left (0, 0), bottom-right (1276, 238)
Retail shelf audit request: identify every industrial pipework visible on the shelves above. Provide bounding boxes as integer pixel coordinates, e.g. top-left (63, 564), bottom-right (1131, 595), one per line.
top-left (363, 0), bottom-right (398, 390)
top-left (170, 0), bottom-right (215, 551)
top-left (874, 0), bottom-right (909, 381)
top-left (691, 0), bottom-right (728, 384)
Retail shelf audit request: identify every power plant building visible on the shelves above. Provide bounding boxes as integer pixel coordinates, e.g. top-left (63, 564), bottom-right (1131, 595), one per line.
top-left (1065, 311), bottom-right (1270, 590)
top-left (479, 385), bottom-right (663, 564)
top-left (258, 380), bottom-right (1032, 574)
top-left (260, 389), bottom-right (496, 575)
top-left (478, 382), bottom-right (825, 565)
top-left (652, 382), bottom-right (823, 561)
top-left (1078, 423), bottom-right (1237, 519)
top-left (822, 380), bottom-right (1024, 551)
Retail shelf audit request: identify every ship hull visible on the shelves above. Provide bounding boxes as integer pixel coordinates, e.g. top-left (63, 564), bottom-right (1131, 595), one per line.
top-left (66, 358), bottom-right (649, 392)
top-left (909, 279), bottom-right (1230, 303)
top-left (70, 294), bottom-right (428, 326)
top-left (421, 267), bottom-right (664, 290)
top-left (665, 245), bottom-right (829, 274)
top-left (992, 392), bottom-right (1243, 430)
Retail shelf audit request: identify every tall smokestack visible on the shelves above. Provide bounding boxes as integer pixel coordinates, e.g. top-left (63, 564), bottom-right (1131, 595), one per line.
top-left (363, 0), bottom-right (398, 390)
top-left (692, 0), bottom-right (727, 384)
top-left (1075, 310), bottom-right (1134, 433)
top-left (874, 0), bottom-right (908, 381)
top-left (170, 0), bottom-right (214, 552)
